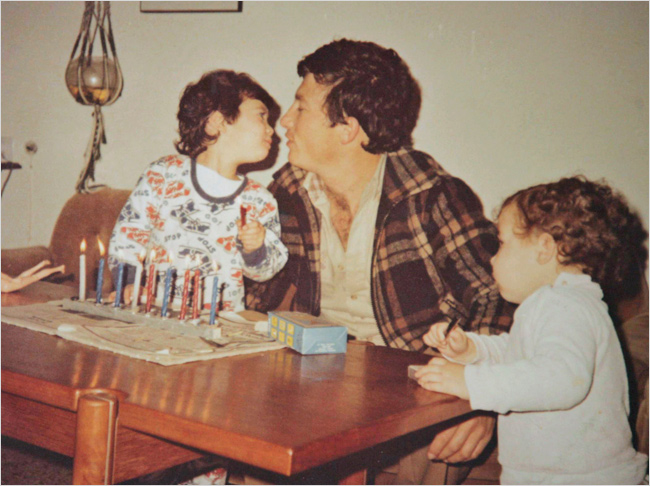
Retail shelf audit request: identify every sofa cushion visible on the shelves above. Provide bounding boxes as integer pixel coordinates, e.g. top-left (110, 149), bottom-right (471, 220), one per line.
top-left (1, 246), bottom-right (53, 278)
top-left (48, 188), bottom-right (130, 294)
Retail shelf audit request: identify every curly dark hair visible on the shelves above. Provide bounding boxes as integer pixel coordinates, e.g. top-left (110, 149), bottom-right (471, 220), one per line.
top-left (175, 70), bottom-right (280, 159)
top-left (297, 38), bottom-right (421, 154)
top-left (502, 176), bottom-right (648, 299)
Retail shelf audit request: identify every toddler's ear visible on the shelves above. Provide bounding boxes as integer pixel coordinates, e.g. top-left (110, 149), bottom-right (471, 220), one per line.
top-left (205, 111), bottom-right (225, 136)
top-left (536, 233), bottom-right (557, 265)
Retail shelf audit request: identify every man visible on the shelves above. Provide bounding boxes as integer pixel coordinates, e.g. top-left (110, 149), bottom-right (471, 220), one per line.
top-left (246, 39), bottom-right (514, 484)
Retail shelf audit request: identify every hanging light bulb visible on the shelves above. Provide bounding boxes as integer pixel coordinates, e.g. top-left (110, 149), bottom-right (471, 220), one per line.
top-left (65, 1), bottom-right (123, 193)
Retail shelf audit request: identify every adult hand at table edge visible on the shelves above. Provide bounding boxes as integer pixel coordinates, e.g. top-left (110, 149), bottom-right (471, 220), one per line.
top-left (427, 413), bottom-right (496, 463)
top-left (1, 261), bottom-right (65, 293)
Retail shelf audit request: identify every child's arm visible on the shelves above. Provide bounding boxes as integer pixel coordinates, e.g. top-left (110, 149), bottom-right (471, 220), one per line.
top-left (1, 261), bottom-right (65, 293)
top-left (108, 164), bottom-right (161, 300)
top-left (423, 322), bottom-right (477, 363)
top-left (238, 194), bottom-right (288, 282)
top-left (455, 295), bottom-right (597, 414)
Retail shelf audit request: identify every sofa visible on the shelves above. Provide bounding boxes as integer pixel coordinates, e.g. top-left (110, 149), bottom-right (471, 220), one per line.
top-left (1, 187), bottom-right (130, 296)
top-left (2, 186), bottom-right (648, 484)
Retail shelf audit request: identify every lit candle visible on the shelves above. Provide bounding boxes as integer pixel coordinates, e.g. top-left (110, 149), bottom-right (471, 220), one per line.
top-left (179, 256), bottom-right (191, 320)
top-left (131, 249), bottom-right (146, 311)
top-left (145, 249), bottom-right (157, 314)
top-left (114, 250), bottom-right (125, 307)
top-left (209, 261), bottom-right (220, 325)
top-left (79, 238), bottom-right (87, 301)
top-left (161, 252), bottom-right (174, 318)
top-left (191, 257), bottom-right (201, 320)
top-left (95, 238), bottom-right (106, 304)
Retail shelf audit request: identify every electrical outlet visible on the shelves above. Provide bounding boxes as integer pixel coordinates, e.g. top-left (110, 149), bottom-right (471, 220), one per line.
top-left (2, 136), bottom-right (13, 161)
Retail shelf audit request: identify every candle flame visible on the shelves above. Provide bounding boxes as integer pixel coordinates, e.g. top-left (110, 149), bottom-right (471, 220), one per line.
top-left (97, 238), bottom-right (105, 256)
top-left (80, 238), bottom-right (87, 253)
top-left (138, 249), bottom-right (146, 262)
top-left (150, 249), bottom-right (156, 263)
top-left (168, 250), bottom-right (174, 265)
top-left (213, 260), bottom-right (219, 272)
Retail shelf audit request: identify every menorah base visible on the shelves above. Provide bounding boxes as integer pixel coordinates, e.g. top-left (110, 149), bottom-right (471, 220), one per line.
top-left (62, 299), bottom-right (222, 340)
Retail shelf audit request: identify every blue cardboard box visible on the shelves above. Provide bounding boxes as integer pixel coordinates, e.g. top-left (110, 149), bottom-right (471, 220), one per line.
top-left (268, 311), bottom-right (347, 355)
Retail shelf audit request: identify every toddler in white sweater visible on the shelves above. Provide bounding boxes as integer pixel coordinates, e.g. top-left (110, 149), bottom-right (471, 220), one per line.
top-left (417, 176), bottom-right (648, 484)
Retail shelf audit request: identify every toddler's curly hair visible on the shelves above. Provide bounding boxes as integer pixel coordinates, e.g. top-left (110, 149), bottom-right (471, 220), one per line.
top-left (502, 176), bottom-right (647, 299)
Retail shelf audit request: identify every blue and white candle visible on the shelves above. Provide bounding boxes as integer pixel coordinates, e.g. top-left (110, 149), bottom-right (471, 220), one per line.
top-left (95, 239), bottom-right (106, 304)
top-left (114, 251), bottom-right (125, 307)
top-left (161, 252), bottom-right (174, 318)
top-left (209, 261), bottom-right (220, 325)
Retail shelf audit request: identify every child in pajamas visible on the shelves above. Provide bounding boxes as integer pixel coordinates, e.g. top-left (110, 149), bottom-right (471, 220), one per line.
top-left (417, 177), bottom-right (648, 484)
top-left (109, 69), bottom-right (288, 313)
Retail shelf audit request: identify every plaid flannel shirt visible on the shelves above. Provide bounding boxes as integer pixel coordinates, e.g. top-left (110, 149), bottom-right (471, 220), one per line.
top-left (246, 148), bottom-right (514, 352)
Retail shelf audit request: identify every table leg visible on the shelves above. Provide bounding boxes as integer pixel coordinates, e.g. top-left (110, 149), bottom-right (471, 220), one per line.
top-left (338, 468), bottom-right (367, 485)
top-left (73, 391), bottom-right (119, 485)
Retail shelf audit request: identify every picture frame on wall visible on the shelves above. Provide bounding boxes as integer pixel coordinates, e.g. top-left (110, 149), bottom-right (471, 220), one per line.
top-left (140, 2), bottom-right (242, 13)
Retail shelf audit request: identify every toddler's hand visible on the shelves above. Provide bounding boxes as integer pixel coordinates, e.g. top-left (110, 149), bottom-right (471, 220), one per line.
top-left (107, 283), bottom-right (138, 305)
top-left (237, 219), bottom-right (265, 253)
top-left (1, 260), bottom-right (65, 293)
top-left (423, 321), bottom-right (473, 362)
top-left (415, 357), bottom-right (469, 400)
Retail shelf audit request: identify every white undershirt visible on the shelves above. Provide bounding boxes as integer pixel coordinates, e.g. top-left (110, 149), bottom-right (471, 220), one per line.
top-left (304, 155), bottom-right (387, 345)
top-left (195, 163), bottom-right (243, 197)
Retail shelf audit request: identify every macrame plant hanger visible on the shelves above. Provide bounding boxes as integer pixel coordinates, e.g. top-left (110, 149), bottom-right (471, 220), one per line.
top-left (65, 1), bottom-right (123, 193)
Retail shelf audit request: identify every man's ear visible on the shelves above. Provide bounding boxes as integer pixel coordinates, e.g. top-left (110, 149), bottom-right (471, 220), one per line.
top-left (536, 233), bottom-right (557, 265)
top-left (338, 116), bottom-right (362, 145)
top-left (205, 111), bottom-right (225, 137)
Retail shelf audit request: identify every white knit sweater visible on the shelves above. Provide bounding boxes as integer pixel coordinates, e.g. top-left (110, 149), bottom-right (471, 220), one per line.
top-left (463, 273), bottom-right (648, 484)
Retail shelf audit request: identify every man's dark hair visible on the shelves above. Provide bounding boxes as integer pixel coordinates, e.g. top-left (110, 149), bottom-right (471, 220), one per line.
top-left (175, 70), bottom-right (279, 159)
top-left (298, 39), bottom-right (421, 154)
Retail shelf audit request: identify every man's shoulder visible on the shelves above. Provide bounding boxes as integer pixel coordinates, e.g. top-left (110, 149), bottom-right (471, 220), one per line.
top-left (386, 148), bottom-right (488, 212)
top-left (387, 148), bottom-right (445, 172)
top-left (384, 148), bottom-right (454, 200)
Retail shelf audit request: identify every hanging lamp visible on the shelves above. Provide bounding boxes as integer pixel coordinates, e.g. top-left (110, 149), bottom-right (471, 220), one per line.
top-left (65, 1), bottom-right (123, 193)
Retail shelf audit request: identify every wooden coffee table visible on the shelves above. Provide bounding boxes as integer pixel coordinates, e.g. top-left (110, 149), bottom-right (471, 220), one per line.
top-left (2, 282), bottom-right (473, 484)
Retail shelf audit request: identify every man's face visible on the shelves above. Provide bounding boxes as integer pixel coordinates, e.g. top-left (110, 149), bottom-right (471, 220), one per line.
top-left (280, 74), bottom-right (340, 175)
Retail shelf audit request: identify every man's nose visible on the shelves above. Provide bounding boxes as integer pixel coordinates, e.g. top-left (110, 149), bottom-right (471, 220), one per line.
top-left (280, 109), bottom-right (292, 129)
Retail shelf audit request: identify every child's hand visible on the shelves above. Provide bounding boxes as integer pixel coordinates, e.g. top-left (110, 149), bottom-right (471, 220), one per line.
top-left (1, 260), bottom-right (65, 293)
top-left (107, 283), bottom-right (140, 305)
top-left (423, 322), bottom-right (474, 362)
top-left (415, 357), bottom-right (470, 400)
top-left (237, 219), bottom-right (265, 253)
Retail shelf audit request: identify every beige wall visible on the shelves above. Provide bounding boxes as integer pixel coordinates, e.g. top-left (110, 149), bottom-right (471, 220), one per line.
top-left (2, 2), bottom-right (648, 257)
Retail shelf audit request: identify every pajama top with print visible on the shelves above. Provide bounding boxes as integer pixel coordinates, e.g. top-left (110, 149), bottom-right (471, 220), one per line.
top-left (108, 154), bottom-right (288, 312)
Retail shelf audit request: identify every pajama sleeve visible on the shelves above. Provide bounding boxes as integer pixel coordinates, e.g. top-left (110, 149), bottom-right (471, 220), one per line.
top-left (108, 164), bottom-right (164, 284)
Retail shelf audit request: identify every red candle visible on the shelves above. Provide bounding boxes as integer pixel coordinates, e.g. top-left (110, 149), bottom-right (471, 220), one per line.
top-left (145, 249), bottom-right (157, 313)
top-left (240, 205), bottom-right (247, 227)
top-left (191, 266), bottom-right (201, 320)
top-left (179, 256), bottom-right (191, 320)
